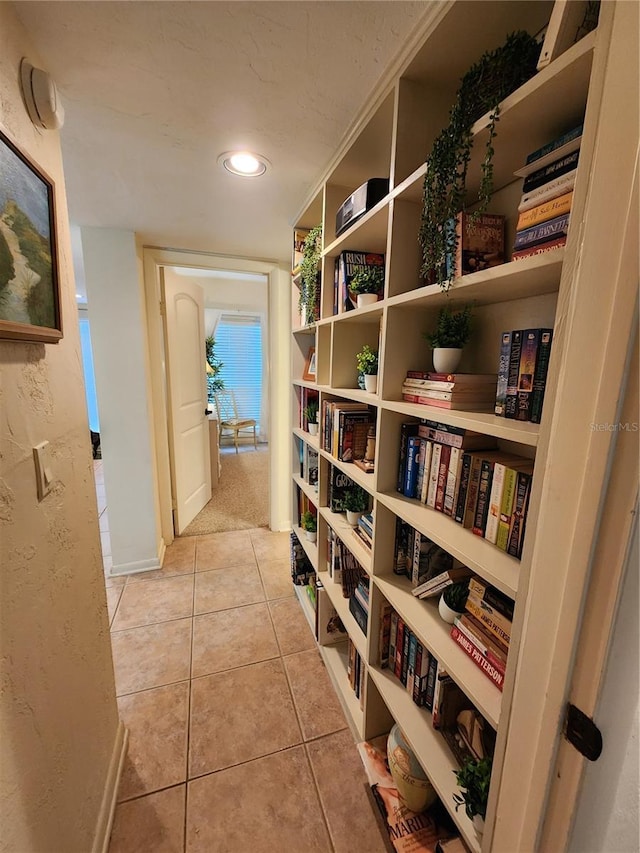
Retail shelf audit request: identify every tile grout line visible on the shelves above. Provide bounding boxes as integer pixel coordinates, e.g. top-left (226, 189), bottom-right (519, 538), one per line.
top-left (184, 541), bottom-right (197, 853)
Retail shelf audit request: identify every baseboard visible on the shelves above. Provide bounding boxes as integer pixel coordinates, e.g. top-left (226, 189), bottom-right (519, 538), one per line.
top-left (91, 719), bottom-right (128, 853)
top-left (110, 555), bottom-right (162, 576)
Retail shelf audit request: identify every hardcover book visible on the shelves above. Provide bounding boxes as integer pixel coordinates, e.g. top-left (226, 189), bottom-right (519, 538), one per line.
top-left (515, 190), bottom-right (573, 231)
top-left (514, 213), bottom-right (571, 251)
top-left (455, 212), bottom-right (505, 276)
top-left (512, 236), bottom-right (567, 260)
top-left (336, 250), bottom-right (385, 313)
top-left (450, 626), bottom-right (505, 691)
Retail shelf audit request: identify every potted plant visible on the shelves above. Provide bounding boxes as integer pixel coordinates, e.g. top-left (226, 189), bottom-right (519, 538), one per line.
top-left (423, 304), bottom-right (472, 373)
top-left (300, 509), bottom-right (317, 543)
top-left (341, 485), bottom-right (369, 526)
top-left (453, 756), bottom-right (493, 836)
top-left (356, 344), bottom-right (379, 393)
top-left (299, 224), bottom-right (322, 326)
top-left (349, 265), bottom-right (385, 308)
top-left (438, 580), bottom-right (469, 624)
top-left (418, 31), bottom-right (540, 291)
top-left (304, 399), bottom-right (319, 435)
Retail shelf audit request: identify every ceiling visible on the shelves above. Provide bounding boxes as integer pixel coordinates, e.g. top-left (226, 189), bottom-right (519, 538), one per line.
top-left (13, 1), bottom-right (430, 266)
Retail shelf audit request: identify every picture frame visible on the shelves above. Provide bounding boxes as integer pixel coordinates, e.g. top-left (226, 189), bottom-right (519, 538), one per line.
top-left (302, 347), bottom-right (316, 381)
top-left (0, 129), bottom-right (62, 342)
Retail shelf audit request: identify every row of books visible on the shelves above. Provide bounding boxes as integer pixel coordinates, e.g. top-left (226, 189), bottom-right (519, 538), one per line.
top-left (333, 250), bottom-right (385, 315)
top-left (393, 517), bottom-right (461, 589)
top-left (299, 441), bottom-right (318, 489)
top-left (321, 400), bottom-right (375, 462)
top-left (397, 420), bottom-right (534, 558)
top-left (349, 576), bottom-right (369, 636)
top-left (326, 526), bottom-right (366, 598)
top-left (347, 638), bottom-right (366, 707)
top-left (379, 600), bottom-right (437, 709)
top-left (299, 387), bottom-right (319, 432)
top-left (402, 370), bottom-right (498, 412)
top-left (495, 327), bottom-right (553, 423)
top-left (512, 124), bottom-right (582, 260)
top-left (353, 511), bottom-right (374, 551)
top-left (290, 531), bottom-right (315, 587)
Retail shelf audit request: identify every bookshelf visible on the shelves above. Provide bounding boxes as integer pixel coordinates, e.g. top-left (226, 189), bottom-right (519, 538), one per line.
top-left (289, 2), bottom-right (637, 850)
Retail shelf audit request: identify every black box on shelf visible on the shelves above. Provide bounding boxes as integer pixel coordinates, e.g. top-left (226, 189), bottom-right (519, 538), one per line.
top-left (335, 178), bottom-right (389, 237)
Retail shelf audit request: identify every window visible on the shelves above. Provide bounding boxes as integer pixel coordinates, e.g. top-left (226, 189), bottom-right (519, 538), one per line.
top-left (214, 313), bottom-right (263, 424)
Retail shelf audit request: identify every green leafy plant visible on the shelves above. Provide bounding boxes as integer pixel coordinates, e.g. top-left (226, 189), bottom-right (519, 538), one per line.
top-left (298, 224), bottom-right (322, 325)
top-left (205, 335), bottom-right (225, 400)
top-left (419, 31), bottom-right (540, 291)
top-left (341, 485), bottom-right (369, 514)
top-left (349, 265), bottom-right (384, 295)
top-left (453, 756), bottom-right (492, 820)
top-left (303, 399), bottom-right (319, 424)
top-left (423, 304), bottom-right (473, 349)
top-left (300, 510), bottom-right (317, 533)
top-left (442, 580), bottom-right (470, 613)
top-left (355, 344), bottom-right (379, 375)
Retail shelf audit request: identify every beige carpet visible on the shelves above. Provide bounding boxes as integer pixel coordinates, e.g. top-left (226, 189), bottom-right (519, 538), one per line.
top-left (181, 448), bottom-right (269, 536)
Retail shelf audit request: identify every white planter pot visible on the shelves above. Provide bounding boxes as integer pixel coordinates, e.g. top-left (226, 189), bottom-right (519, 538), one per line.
top-left (363, 373), bottom-right (378, 393)
top-left (357, 293), bottom-right (378, 308)
top-left (346, 510), bottom-right (362, 527)
top-left (432, 347), bottom-right (462, 373)
top-left (308, 422), bottom-right (318, 436)
top-left (438, 595), bottom-right (464, 624)
top-left (304, 530), bottom-right (317, 543)
top-left (472, 815), bottom-right (485, 837)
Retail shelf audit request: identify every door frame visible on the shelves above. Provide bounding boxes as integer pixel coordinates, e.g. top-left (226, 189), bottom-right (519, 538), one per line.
top-left (142, 246), bottom-right (290, 547)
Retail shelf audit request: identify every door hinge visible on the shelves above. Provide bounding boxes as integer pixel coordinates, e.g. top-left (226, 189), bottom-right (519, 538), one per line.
top-left (564, 703), bottom-right (603, 761)
top-left (159, 300), bottom-right (166, 316)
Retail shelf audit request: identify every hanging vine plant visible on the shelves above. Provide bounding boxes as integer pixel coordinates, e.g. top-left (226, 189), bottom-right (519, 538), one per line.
top-left (419, 30), bottom-right (541, 291)
top-left (298, 224), bottom-right (322, 325)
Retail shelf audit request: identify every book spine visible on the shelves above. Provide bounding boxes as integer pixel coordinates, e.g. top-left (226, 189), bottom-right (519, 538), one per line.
top-left (472, 458), bottom-right (494, 536)
top-left (525, 123), bottom-right (583, 165)
top-left (401, 623), bottom-right (411, 686)
top-left (522, 148), bottom-right (580, 193)
top-left (515, 328), bottom-right (541, 422)
top-left (507, 470), bottom-right (533, 559)
top-left (424, 654), bottom-right (438, 711)
top-left (397, 423), bottom-right (419, 493)
top-left (394, 618), bottom-right (405, 680)
top-left (495, 331), bottom-right (512, 416)
top-left (450, 626), bottom-right (504, 691)
top-left (378, 603), bottom-right (391, 669)
top-left (496, 467), bottom-right (519, 550)
top-left (425, 442), bottom-right (442, 508)
top-left (414, 438), bottom-right (427, 501)
top-left (348, 594), bottom-right (368, 635)
top-left (518, 169), bottom-right (577, 212)
top-left (485, 462), bottom-right (507, 544)
top-left (403, 436), bottom-right (421, 498)
top-left (443, 445), bottom-right (462, 516)
top-left (512, 236), bottom-right (567, 260)
top-left (516, 191), bottom-right (573, 231)
top-left (530, 329), bottom-right (554, 424)
top-left (454, 452), bottom-right (473, 524)
top-left (406, 632), bottom-right (418, 696)
top-left (468, 577), bottom-right (515, 620)
top-left (434, 444), bottom-right (451, 512)
top-left (419, 440), bottom-right (433, 504)
top-left (388, 610), bottom-right (398, 665)
top-left (462, 455), bottom-right (484, 529)
top-left (465, 597), bottom-right (512, 646)
top-left (504, 330), bottom-right (523, 419)
top-left (514, 213), bottom-right (571, 250)
top-left (454, 617), bottom-right (507, 672)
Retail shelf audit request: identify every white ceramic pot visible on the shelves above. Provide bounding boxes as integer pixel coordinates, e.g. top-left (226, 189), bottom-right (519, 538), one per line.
top-left (432, 347), bottom-right (462, 373)
top-left (357, 293), bottom-right (378, 308)
top-left (363, 373), bottom-right (378, 393)
top-left (304, 530), bottom-right (317, 543)
top-left (346, 510), bottom-right (361, 527)
top-left (308, 422), bottom-right (318, 436)
top-left (472, 815), bottom-right (485, 837)
top-left (438, 594), bottom-right (464, 624)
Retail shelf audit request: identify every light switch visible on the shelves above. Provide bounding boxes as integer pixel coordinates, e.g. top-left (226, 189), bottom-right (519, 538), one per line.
top-left (33, 441), bottom-right (53, 500)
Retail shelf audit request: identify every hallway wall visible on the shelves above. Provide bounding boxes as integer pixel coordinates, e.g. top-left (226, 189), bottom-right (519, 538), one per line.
top-left (0, 7), bottom-right (121, 852)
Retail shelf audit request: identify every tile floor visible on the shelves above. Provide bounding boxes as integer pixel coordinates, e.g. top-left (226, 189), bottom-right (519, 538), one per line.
top-left (95, 463), bottom-right (389, 853)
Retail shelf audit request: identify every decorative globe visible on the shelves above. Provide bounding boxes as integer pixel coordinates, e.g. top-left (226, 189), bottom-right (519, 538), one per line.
top-left (387, 724), bottom-right (437, 813)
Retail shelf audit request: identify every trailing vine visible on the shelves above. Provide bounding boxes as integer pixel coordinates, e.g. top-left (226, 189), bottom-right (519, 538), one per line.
top-left (419, 30), bottom-right (540, 291)
top-left (298, 224), bottom-right (322, 325)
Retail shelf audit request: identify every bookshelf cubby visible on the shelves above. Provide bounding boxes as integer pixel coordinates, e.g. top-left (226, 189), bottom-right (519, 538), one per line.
top-left (289, 3), bottom-right (637, 851)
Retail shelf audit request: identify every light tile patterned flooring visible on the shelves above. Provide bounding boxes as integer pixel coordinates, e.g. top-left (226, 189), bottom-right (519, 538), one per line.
top-left (95, 462), bottom-right (389, 853)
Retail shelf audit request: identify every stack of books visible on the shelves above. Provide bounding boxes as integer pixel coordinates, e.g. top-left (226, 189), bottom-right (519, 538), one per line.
top-left (495, 327), bottom-right (554, 423)
top-left (512, 124), bottom-right (582, 260)
top-left (349, 576), bottom-right (369, 635)
top-left (401, 371), bottom-right (498, 412)
top-left (396, 420), bottom-right (534, 558)
top-left (354, 511), bottom-right (374, 551)
top-left (449, 576), bottom-right (514, 692)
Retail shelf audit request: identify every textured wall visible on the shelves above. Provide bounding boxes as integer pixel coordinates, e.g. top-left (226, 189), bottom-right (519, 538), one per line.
top-left (0, 7), bottom-right (120, 852)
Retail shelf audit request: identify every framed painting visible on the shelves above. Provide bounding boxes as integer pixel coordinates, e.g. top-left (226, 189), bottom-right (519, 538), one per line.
top-left (302, 347), bottom-right (316, 381)
top-left (0, 130), bottom-right (62, 342)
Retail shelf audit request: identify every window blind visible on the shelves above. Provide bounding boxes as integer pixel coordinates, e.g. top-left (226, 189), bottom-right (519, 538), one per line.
top-left (215, 314), bottom-right (263, 423)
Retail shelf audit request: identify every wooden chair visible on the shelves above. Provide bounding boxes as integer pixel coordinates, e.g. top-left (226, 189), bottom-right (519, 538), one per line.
top-left (213, 390), bottom-right (257, 453)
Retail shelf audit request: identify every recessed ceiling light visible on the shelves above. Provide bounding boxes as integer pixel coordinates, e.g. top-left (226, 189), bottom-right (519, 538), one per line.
top-left (218, 150), bottom-right (269, 177)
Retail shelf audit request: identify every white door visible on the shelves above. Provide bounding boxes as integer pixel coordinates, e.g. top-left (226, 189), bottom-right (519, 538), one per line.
top-left (163, 272), bottom-right (211, 534)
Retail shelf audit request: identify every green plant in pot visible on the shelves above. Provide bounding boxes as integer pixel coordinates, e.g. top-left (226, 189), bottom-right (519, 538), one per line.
top-left (453, 756), bottom-right (492, 835)
top-left (298, 224), bottom-right (322, 326)
top-left (341, 485), bottom-right (369, 526)
top-left (303, 399), bottom-right (319, 435)
top-left (300, 509), bottom-right (317, 541)
top-left (438, 579), bottom-right (469, 624)
top-left (423, 304), bottom-right (472, 373)
top-left (349, 265), bottom-right (385, 308)
top-left (419, 31), bottom-right (540, 291)
top-left (355, 344), bottom-right (379, 393)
